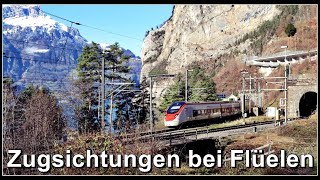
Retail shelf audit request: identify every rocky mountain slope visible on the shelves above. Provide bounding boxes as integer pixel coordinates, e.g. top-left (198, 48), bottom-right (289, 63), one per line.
top-left (141, 5), bottom-right (280, 77)
top-left (140, 5), bottom-right (317, 104)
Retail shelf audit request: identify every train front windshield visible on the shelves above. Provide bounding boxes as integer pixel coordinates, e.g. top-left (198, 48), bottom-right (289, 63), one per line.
top-left (167, 102), bottom-right (185, 114)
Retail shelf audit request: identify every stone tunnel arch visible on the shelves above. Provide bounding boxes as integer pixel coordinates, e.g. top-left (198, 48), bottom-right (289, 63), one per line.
top-left (299, 91), bottom-right (317, 117)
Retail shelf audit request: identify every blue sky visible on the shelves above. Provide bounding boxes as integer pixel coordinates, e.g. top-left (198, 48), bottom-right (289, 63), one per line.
top-left (41, 5), bottom-right (173, 56)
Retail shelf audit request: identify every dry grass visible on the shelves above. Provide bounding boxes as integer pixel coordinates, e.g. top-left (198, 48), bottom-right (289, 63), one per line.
top-left (212, 57), bottom-right (260, 96)
top-left (212, 9), bottom-right (317, 98)
top-left (218, 117), bottom-right (317, 175)
top-left (54, 115), bottom-right (317, 175)
top-left (230, 116), bottom-right (317, 146)
top-left (209, 116), bottom-right (271, 129)
top-left (51, 132), bottom-right (167, 175)
top-left (308, 112), bottom-right (318, 121)
top-left (154, 114), bottom-right (166, 131)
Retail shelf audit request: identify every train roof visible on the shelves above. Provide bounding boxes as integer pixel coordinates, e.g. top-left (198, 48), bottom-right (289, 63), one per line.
top-left (186, 101), bottom-right (240, 105)
top-left (170, 101), bottom-right (240, 105)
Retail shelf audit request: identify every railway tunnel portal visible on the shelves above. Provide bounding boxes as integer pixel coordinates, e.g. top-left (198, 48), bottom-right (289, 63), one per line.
top-left (299, 91), bottom-right (317, 117)
top-left (287, 81), bottom-right (317, 118)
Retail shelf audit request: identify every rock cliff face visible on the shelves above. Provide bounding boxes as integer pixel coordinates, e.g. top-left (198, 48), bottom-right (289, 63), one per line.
top-left (141, 5), bottom-right (281, 104)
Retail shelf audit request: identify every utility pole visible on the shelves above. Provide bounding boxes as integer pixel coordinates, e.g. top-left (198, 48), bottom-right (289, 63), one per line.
top-left (109, 92), bottom-right (113, 135)
top-left (249, 74), bottom-right (252, 114)
top-left (185, 70), bottom-right (188, 102)
top-left (266, 82), bottom-right (268, 108)
top-left (258, 80), bottom-right (261, 108)
top-left (241, 71), bottom-right (248, 121)
top-left (185, 69), bottom-right (193, 102)
top-left (98, 87), bottom-right (101, 128)
top-left (285, 65), bottom-right (288, 124)
top-left (109, 78), bottom-right (114, 135)
top-left (281, 45), bottom-right (288, 124)
top-left (105, 82), bottom-right (135, 134)
top-left (254, 76), bottom-right (257, 108)
top-left (149, 76), bottom-right (153, 132)
top-left (101, 54), bottom-right (105, 133)
top-left (242, 75), bottom-right (245, 120)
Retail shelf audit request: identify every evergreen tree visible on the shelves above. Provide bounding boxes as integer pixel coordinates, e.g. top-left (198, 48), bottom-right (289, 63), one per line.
top-left (76, 42), bottom-right (103, 133)
top-left (76, 42), bottom-right (143, 133)
top-left (285, 23), bottom-right (297, 37)
top-left (159, 65), bottom-right (217, 112)
top-left (131, 76), bottom-right (150, 126)
top-left (159, 73), bottom-right (185, 112)
top-left (188, 65), bottom-right (217, 101)
top-left (103, 43), bottom-right (133, 132)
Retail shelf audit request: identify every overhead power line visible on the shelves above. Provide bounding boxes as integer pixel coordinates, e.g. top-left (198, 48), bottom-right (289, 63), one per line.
top-left (41, 10), bottom-right (143, 42)
top-left (5, 9), bottom-right (144, 42)
top-left (41, 10), bottom-right (81, 25)
top-left (81, 24), bottom-right (143, 41)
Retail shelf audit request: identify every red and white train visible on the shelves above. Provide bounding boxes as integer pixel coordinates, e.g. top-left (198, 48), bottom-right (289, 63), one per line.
top-left (164, 101), bottom-right (242, 128)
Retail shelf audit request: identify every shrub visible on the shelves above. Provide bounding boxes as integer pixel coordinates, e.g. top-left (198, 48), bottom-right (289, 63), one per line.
top-left (285, 23), bottom-right (297, 37)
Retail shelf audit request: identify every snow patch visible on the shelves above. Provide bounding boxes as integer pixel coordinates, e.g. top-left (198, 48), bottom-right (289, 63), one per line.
top-left (3, 4), bottom-right (38, 8)
top-left (24, 47), bottom-right (49, 54)
top-left (3, 15), bottom-right (69, 33)
top-left (99, 43), bottom-right (110, 50)
top-left (59, 23), bottom-right (68, 32)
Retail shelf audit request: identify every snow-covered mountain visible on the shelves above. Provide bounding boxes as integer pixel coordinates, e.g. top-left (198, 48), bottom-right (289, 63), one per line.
top-left (3, 5), bottom-right (87, 92)
top-left (3, 4), bottom-right (142, 93)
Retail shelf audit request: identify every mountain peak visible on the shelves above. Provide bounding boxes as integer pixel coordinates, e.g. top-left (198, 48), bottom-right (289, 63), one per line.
top-left (3, 4), bottom-right (70, 33)
top-left (3, 4), bottom-right (141, 96)
top-left (3, 4), bottom-right (43, 18)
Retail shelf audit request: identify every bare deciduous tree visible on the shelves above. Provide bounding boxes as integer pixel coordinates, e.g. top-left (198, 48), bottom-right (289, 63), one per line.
top-left (3, 84), bottom-right (65, 175)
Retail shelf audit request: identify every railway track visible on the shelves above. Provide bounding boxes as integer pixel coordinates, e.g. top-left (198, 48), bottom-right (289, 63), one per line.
top-left (136, 117), bottom-right (300, 141)
top-left (120, 117), bottom-right (302, 146)
top-left (125, 115), bottom-right (242, 138)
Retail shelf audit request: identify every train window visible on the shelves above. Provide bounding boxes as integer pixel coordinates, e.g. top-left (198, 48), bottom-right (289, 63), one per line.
top-left (193, 110), bottom-right (198, 117)
top-left (167, 102), bottom-right (185, 114)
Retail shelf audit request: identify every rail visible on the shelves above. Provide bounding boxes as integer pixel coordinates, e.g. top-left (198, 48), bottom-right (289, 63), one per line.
top-left (134, 118), bottom-right (299, 144)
